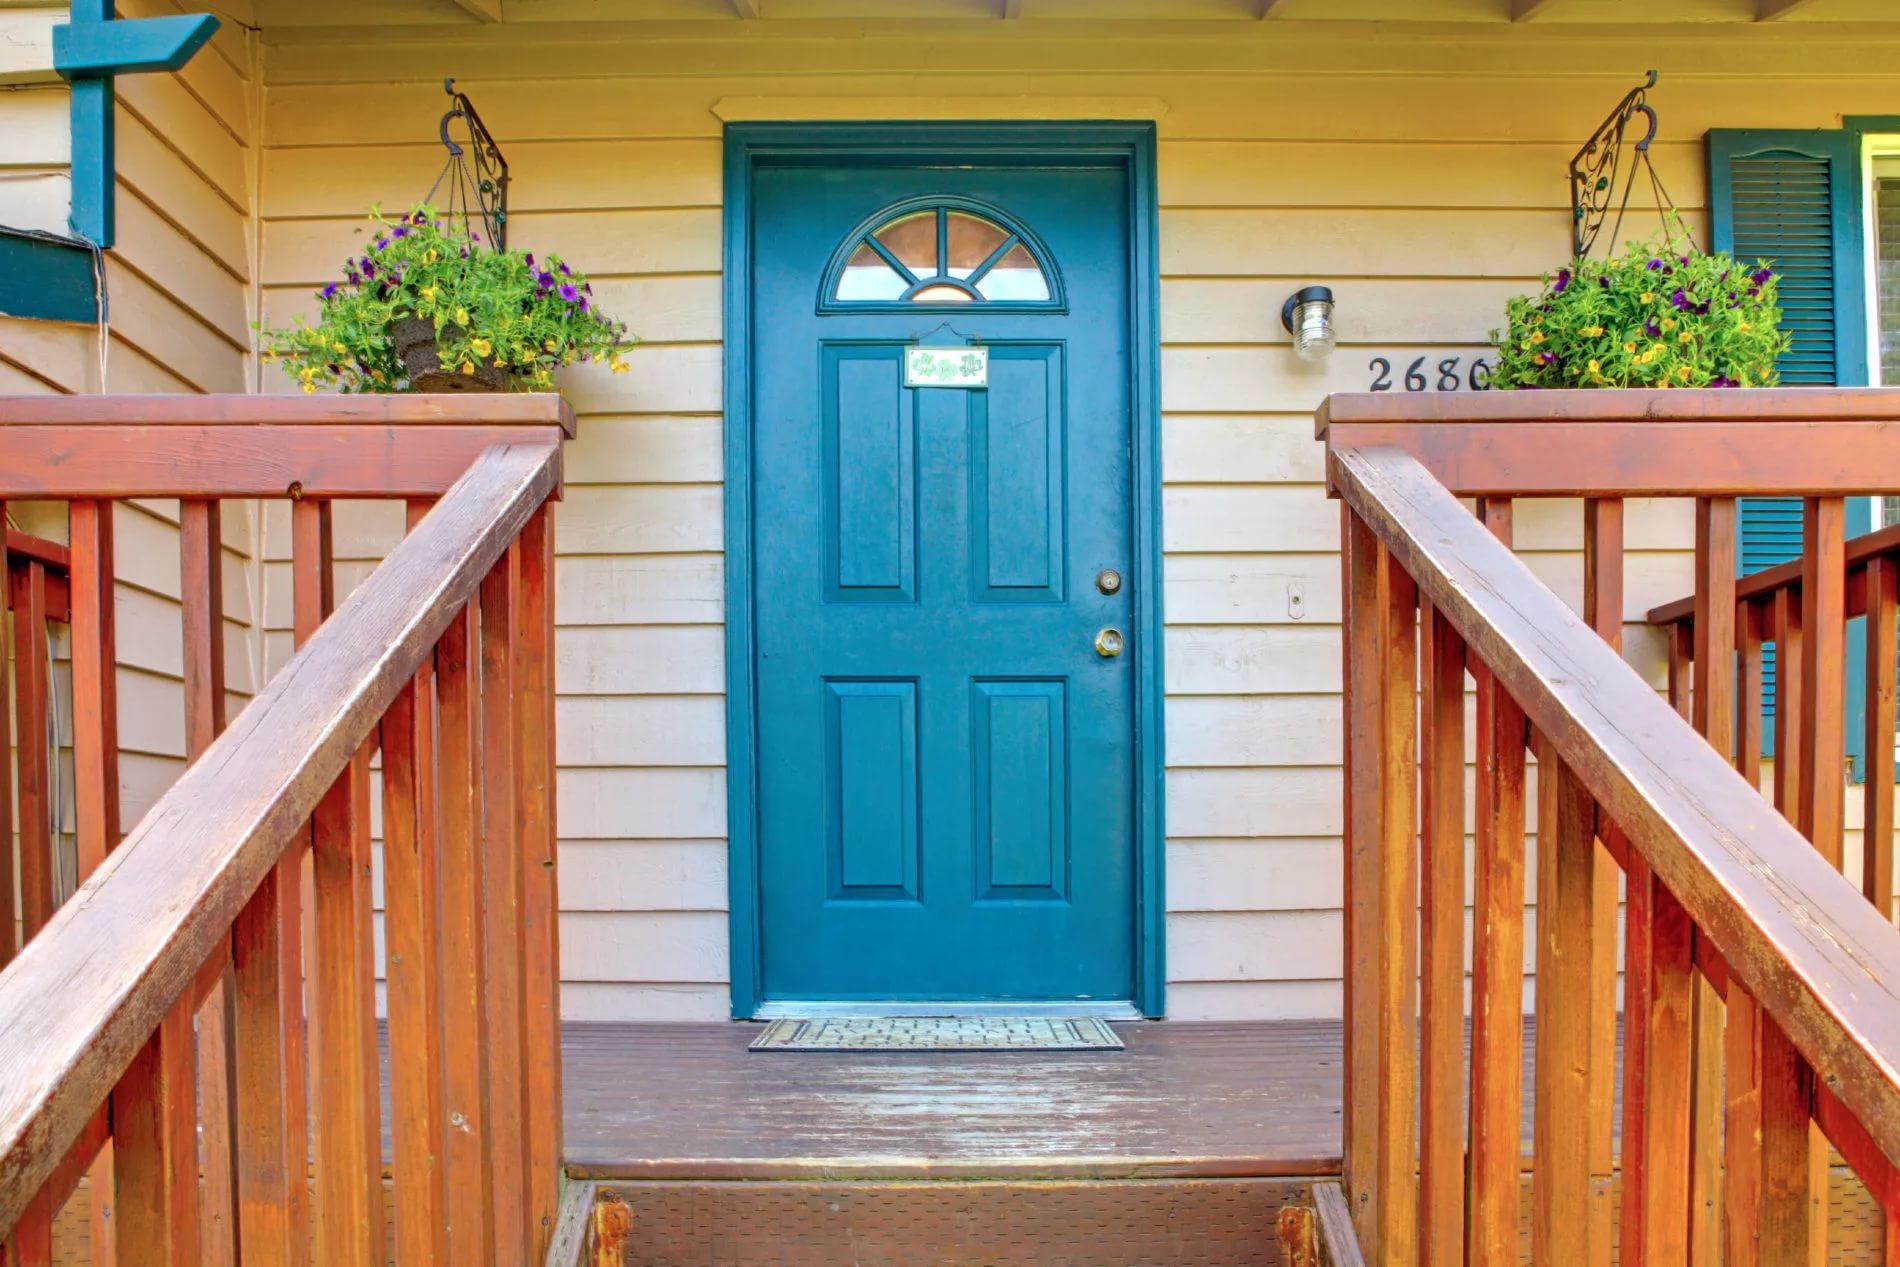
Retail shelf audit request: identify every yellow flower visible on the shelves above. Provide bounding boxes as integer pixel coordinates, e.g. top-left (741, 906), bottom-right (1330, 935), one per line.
top-left (331, 341), bottom-right (347, 355)
top-left (1679, 331), bottom-right (1694, 344)
top-left (1677, 366), bottom-right (1693, 381)
top-left (470, 337), bottom-right (493, 358)
top-left (544, 338), bottom-right (559, 352)
top-left (421, 286), bottom-right (437, 302)
top-left (426, 249), bottom-right (439, 263)
top-left (1738, 321), bottom-right (1751, 332)
top-left (302, 382), bottom-right (317, 394)
top-left (1624, 342), bottom-right (1637, 354)
top-left (611, 359), bottom-right (630, 375)
top-left (454, 308), bottom-right (470, 326)
top-left (1519, 340), bottom-right (1532, 351)
top-left (1530, 331), bottom-right (1546, 345)
top-left (1581, 325), bottom-right (1604, 338)
top-left (1587, 359), bottom-right (1600, 374)
top-left (562, 351), bottom-right (576, 366)
top-left (1641, 293), bottom-right (1656, 304)
top-left (1661, 317), bottom-right (1677, 332)
top-left (460, 360), bottom-right (476, 375)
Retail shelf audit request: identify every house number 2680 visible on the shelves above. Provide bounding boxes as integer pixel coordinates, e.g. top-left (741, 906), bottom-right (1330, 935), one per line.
top-left (1367, 355), bottom-right (1492, 392)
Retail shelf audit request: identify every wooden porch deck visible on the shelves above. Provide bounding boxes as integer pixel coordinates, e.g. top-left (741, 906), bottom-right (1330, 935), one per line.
top-left (555, 1020), bottom-right (1346, 1181)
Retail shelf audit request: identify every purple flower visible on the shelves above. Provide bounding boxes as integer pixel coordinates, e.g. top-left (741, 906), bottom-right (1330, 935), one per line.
top-left (1711, 376), bottom-right (1737, 388)
top-left (1747, 285), bottom-right (1762, 299)
top-left (320, 282), bottom-right (339, 300)
top-left (372, 236), bottom-right (389, 251)
top-left (524, 253), bottom-right (535, 268)
top-left (1539, 351), bottom-right (1558, 365)
top-left (1644, 318), bottom-right (1660, 337)
top-left (1646, 257), bottom-right (1664, 271)
top-left (558, 262), bottom-right (571, 276)
top-left (537, 271), bottom-right (556, 290)
top-left (577, 296), bottom-right (588, 312)
top-left (1670, 288), bottom-right (1690, 310)
top-left (360, 259), bottom-right (376, 278)
top-left (559, 283), bottom-right (580, 303)
top-left (412, 210), bottom-right (428, 225)
top-left (471, 232), bottom-right (480, 242)
top-left (1752, 268), bottom-right (1773, 285)
top-left (392, 225), bottom-right (410, 239)
top-left (1598, 275), bottom-right (1611, 288)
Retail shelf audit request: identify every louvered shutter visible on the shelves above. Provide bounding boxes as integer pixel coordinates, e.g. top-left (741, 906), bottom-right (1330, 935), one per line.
top-left (1708, 130), bottom-right (1870, 764)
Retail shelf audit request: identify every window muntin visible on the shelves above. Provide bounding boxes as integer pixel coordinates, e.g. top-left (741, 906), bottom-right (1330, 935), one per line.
top-left (825, 200), bottom-right (1056, 307)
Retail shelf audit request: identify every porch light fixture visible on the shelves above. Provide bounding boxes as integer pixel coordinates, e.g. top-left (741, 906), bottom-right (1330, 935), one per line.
top-left (1281, 286), bottom-right (1336, 362)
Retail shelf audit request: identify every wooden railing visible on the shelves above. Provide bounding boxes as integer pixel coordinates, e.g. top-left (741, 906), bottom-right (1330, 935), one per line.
top-left (0, 396), bottom-right (571, 1266)
top-left (1649, 517), bottom-right (1900, 920)
top-left (0, 529), bottom-right (73, 970)
top-left (1322, 389), bottom-right (1900, 1267)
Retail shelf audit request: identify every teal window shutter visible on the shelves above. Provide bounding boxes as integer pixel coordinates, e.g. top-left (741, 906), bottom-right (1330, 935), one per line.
top-left (1708, 129), bottom-right (1871, 770)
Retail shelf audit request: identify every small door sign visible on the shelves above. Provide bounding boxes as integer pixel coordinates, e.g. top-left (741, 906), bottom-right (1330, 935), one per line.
top-left (904, 345), bottom-right (988, 389)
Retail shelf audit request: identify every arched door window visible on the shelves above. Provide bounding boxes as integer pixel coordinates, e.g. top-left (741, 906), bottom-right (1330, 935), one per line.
top-left (821, 197), bottom-right (1062, 309)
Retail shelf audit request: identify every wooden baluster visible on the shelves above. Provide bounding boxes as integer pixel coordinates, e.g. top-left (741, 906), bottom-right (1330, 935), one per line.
top-left (71, 499), bottom-right (121, 1265)
top-left (386, 499), bottom-right (450, 1264)
top-left (1621, 870), bottom-right (1695, 1267)
top-left (481, 544), bottom-right (532, 1262)
top-left (1341, 508), bottom-right (1382, 1244)
top-left (0, 535), bottom-right (12, 969)
top-left (1864, 556), bottom-right (1897, 920)
top-left (1759, 1015), bottom-right (1817, 1266)
top-left (1689, 499), bottom-right (1737, 1267)
top-left (1371, 544), bottom-right (1418, 1267)
top-left (1731, 600), bottom-right (1770, 1267)
top-left (1469, 497), bottom-right (1525, 1267)
top-left (182, 499), bottom-right (240, 1267)
top-left (114, 1007), bottom-right (202, 1264)
top-left (519, 504), bottom-right (562, 1258)
top-left (1800, 497), bottom-right (1848, 871)
top-left (1773, 587), bottom-right (1804, 827)
top-left (1582, 497), bottom-right (1623, 1267)
top-left (232, 833), bottom-right (310, 1266)
top-left (296, 499), bottom-right (384, 1265)
top-left (1418, 602), bottom-right (1465, 1267)
top-left (5, 1196), bottom-right (54, 1266)
top-left (1337, 505), bottom-right (1355, 1211)
top-left (438, 602), bottom-right (495, 1262)
top-left (1668, 621), bottom-right (1693, 719)
top-left (1532, 738), bottom-right (1598, 1267)
top-left (10, 561), bottom-right (51, 947)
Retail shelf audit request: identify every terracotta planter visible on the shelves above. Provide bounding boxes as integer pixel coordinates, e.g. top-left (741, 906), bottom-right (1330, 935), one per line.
top-left (390, 317), bottom-right (508, 393)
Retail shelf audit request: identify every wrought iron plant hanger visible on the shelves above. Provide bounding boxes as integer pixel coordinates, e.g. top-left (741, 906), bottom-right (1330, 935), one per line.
top-left (1569, 70), bottom-right (1695, 258)
top-left (427, 78), bottom-right (510, 250)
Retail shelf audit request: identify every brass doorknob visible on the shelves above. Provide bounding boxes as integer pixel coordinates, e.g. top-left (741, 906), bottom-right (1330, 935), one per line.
top-left (1094, 628), bottom-right (1125, 658)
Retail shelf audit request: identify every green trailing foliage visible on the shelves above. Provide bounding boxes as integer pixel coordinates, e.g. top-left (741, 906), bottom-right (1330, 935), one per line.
top-left (1491, 219), bottom-right (1790, 390)
top-left (260, 204), bottom-right (633, 392)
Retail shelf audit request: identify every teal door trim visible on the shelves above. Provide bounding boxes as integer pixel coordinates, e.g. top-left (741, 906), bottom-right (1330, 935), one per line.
top-left (721, 121), bottom-right (1166, 1018)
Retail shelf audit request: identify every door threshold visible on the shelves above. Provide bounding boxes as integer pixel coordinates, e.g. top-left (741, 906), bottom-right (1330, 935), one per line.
top-left (751, 1000), bottom-right (1144, 1021)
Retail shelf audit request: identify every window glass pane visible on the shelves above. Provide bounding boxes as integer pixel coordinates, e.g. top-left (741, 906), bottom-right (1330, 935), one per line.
top-left (945, 212), bottom-right (1009, 279)
top-left (1876, 154), bottom-right (1900, 387)
top-left (910, 283), bottom-right (974, 303)
top-left (975, 243), bottom-right (1050, 302)
top-left (874, 212), bottom-right (937, 277)
top-left (836, 242), bottom-right (907, 301)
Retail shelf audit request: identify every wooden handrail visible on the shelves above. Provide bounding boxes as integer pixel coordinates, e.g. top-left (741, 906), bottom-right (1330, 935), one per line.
top-left (0, 392), bottom-right (578, 435)
top-left (1331, 441), bottom-right (1900, 1166)
top-left (0, 441), bottom-right (561, 1236)
top-left (1647, 519), bottom-right (1900, 626)
top-left (1318, 387), bottom-right (1900, 497)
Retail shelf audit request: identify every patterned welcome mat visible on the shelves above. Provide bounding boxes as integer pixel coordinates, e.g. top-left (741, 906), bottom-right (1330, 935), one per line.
top-left (751, 1016), bottom-right (1125, 1052)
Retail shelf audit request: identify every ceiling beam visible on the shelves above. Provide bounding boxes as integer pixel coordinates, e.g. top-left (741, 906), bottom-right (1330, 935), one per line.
top-left (1510, 0), bottom-right (1562, 19)
top-left (448, 0), bottom-right (502, 19)
top-left (1757, 0), bottom-right (1821, 18)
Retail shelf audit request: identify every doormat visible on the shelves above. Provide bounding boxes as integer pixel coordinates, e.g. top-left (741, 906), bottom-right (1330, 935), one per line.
top-left (750, 1017), bottom-right (1125, 1052)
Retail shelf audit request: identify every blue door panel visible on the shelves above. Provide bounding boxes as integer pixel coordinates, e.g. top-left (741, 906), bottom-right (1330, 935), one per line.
top-left (751, 162), bottom-right (1135, 1003)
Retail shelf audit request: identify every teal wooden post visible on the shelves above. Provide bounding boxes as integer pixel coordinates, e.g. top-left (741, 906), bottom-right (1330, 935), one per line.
top-left (52, 0), bottom-right (219, 248)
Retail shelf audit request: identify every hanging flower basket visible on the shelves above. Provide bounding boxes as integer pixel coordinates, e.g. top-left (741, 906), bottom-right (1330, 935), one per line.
top-left (259, 205), bottom-right (633, 394)
top-left (389, 316), bottom-right (508, 392)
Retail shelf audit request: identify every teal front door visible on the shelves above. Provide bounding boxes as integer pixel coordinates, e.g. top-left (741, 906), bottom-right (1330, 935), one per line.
top-left (748, 157), bottom-right (1138, 1006)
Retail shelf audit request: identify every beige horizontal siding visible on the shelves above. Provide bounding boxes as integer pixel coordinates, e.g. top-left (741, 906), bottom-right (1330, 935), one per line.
top-left (249, 18), bottom-right (1900, 1020)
